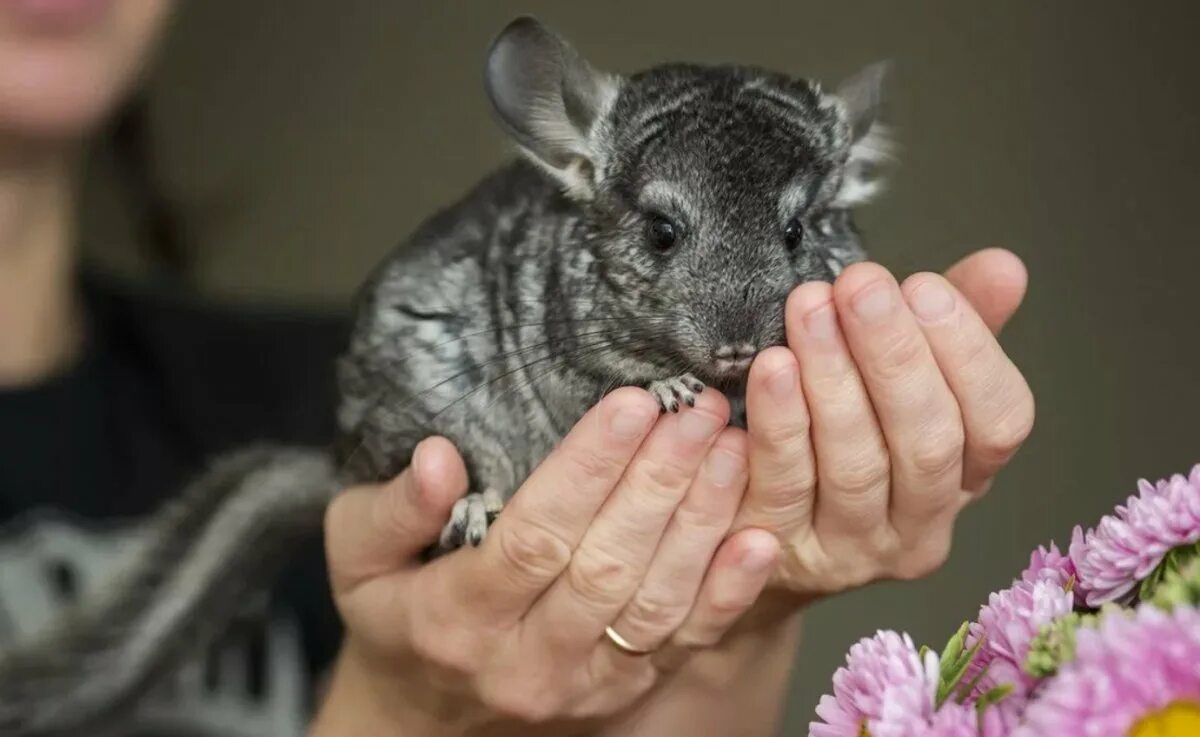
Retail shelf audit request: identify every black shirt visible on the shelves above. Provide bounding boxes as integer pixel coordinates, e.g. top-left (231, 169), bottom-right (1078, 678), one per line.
top-left (0, 269), bottom-right (348, 736)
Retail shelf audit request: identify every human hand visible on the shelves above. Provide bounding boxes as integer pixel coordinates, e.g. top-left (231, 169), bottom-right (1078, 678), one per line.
top-left (734, 248), bottom-right (1034, 605)
top-left (313, 388), bottom-right (779, 736)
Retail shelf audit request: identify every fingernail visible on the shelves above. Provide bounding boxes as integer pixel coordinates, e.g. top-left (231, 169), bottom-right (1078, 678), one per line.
top-left (852, 281), bottom-right (896, 324)
top-left (908, 281), bottom-right (956, 323)
top-left (610, 403), bottom-right (656, 438)
top-left (706, 449), bottom-right (745, 487)
top-left (740, 545), bottom-right (775, 572)
top-left (768, 363), bottom-right (798, 402)
top-left (679, 409), bottom-right (724, 442)
top-left (803, 304), bottom-right (839, 343)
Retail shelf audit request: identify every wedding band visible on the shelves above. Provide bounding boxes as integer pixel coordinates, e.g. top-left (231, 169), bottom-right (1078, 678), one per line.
top-left (604, 626), bottom-right (656, 656)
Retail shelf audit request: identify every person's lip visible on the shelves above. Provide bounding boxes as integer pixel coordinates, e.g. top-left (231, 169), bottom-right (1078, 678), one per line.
top-left (0, 0), bottom-right (114, 33)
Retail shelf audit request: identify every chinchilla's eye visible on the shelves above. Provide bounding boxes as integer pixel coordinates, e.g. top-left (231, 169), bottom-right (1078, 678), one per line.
top-left (784, 218), bottom-right (804, 251)
top-left (647, 215), bottom-right (679, 252)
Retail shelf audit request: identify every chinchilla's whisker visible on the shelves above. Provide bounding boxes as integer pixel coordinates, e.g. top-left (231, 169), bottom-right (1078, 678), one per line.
top-left (430, 334), bottom-right (637, 421)
top-left (337, 330), bottom-right (653, 474)
top-left (439, 324), bottom-right (682, 422)
top-left (427, 314), bottom-right (672, 351)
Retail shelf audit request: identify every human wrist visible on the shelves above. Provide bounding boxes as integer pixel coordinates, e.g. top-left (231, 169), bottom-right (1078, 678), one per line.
top-left (309, 639), bottom-right (467, 737)
top-left (594, 612), bottom-right (802, 737)
top-left (680, 607), bottom-right (802, 691)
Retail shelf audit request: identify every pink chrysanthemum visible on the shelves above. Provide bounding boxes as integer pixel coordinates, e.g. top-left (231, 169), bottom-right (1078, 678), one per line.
top-left (1015, 604), bottom-right (1200, 737)
top-left (929, 703), bottom-right (1008, 737)
top-left (1021, 540), bottom-right (1083, 607)
top-left (1070, 464), bottom-right (1200, 607)
top-left (810, 631), bottom-right (939, 737)
top-left (868, 702), bottom-right (1007, 737)
top-left (1020, 542), bottom-right (1074, 588)
top-left (963, 578), bottom-right (1074, 702)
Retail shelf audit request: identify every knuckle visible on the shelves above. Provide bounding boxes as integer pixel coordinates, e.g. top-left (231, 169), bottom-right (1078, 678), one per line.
top-left (567, 545), bottom-right (641, 608)
top-left (828, 452), bottom-right (890, 497)
top-left (674, 626), bottom-right (722, 650)
top-left (950, 315), bottom-right (996, 374)
top-left (979, 389), bottom-right (1035, 462)
top-left (408, 617), bottom-right (472, 673)
top-left (624, 589), bottom-right (690, 633)
top-left (705, 587), bottom-right (756, 621)
top-left (752, 410), bottom-right (811, 449)
top-left (672, 498), bottom-right (734, 536)
top-left (908, 423), bottom-right (965, 479)
top-left (893, 535), bottom-right (953, 581)
top-left (749, 481), bottom-right (813, 524)
top-left (626, 456), bottom-right (693, 499)
top-left (870, 332), bottom-right (926, 382)
top-left (480, 679), bottom-right (562, 723)
top-left (562, 445), bottom-right (625, 488)
top-left (498, 520), bottom-right (573, 585)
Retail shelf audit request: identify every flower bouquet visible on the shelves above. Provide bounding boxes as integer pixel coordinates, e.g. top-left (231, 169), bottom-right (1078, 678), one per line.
top-left (810, 464), bottom-right (1200, 737)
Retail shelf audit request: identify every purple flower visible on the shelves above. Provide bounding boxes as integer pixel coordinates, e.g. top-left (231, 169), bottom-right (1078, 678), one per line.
top-left (1070, 464), bottom-right (1200, 607)
top-left (963, 578), bottom-right (1074, 702)
top-left (1015, 604), bottom-right (1200, 737)
top-left (810, 631), bottom-right (939, 737)
top-left (929, 703), bottom-right (1009, 737)
top-left (1020, 541), bottom-right (1074, 588)
top-left (869, 702), bottom-right (1009, 737)
top-left (1021, 540), bottom-right (1084, 608)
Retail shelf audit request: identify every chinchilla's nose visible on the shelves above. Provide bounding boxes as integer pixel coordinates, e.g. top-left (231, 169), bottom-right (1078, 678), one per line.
top-left (712, 343), bottom-right (758, 374)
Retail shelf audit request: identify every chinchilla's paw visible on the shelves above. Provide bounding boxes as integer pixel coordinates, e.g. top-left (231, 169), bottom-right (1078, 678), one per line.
top-left (436, 489), bottom-right (504, 553)
top-left (647, 373), bottom-right (705, 413)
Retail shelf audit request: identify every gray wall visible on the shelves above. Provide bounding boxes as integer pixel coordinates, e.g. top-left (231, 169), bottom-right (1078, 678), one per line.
top-left (80, 2), bottom-right (1200, 732)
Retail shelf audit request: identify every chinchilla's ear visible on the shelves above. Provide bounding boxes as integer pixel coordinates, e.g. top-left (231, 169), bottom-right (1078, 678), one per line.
top-left (831, 61), bottom-right (895, 208)
top-left (485, 16), bottom-right (619, 201)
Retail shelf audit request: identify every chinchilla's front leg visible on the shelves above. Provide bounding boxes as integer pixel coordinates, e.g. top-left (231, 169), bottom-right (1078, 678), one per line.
top-left (436, 488), bottom-right (505, 553)
top-left (646, 373), bottom-right (705, 413)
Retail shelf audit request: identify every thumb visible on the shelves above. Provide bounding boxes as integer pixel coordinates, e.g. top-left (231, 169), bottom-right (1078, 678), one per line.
top-left (325, 436), bottom-right (468, 593)
top-left (943, 247), bottom-right (1028, 335)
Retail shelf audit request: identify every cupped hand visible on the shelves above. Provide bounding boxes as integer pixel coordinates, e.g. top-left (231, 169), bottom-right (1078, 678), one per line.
top-left (736, 248), bottom-right (1034, 602)
top-left (316, 388), bottom-right (778, 735)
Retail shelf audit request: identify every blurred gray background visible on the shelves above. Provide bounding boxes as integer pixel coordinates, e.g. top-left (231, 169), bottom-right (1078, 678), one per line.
top-left (79, 2), bottom-right (1200, 732)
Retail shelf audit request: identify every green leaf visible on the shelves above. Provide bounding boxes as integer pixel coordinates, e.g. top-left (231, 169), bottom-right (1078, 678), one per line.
top-left (937, 633), bottom-right (985, 707)
top-left (1150, 554), bottom-right (1200, 611)
top-left (956, 666), bottom-right (987, 703)
top-left (975, 683), bottom-right (1014, 713)
top-left (1140, 541), bottom-right (1200, 602)
top-left (938, 621), bottom-right (970, 680)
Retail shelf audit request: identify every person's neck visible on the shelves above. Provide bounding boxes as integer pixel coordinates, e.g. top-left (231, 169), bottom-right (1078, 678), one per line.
top-left (0, 140), bottom-right (80, 387)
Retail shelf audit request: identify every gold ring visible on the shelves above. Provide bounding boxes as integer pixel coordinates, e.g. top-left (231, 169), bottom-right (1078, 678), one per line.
top-left (604, 626), bottom-right (656, 656)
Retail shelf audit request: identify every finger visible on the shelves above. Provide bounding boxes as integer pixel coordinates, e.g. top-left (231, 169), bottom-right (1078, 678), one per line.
top-left (832, 263), bottom-right (965, 535)
top-left (784, 281), bottom-right (890, 535)
top-left (605, 428), bottom-right (749, 653)
top-left (901, 273), bottom-right (1035, 492)
top-left (943, 247), bottom-right (1027, 335)
top-left (737, 346), bottom-right (816, 535)
top-left (668, 528), bottom-right (780, 651)
top-left (451, 387), bottom-right (660, 621)
top-left (531, 389), bottom-right (731, 653)
top-left (324, 436), bottom-right (467, 594)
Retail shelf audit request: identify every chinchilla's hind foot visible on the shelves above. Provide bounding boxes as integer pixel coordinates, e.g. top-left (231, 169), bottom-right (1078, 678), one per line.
top-left (647, 373), bottom-right (705, 413)
top-left (436, 488), bottom-right (504, 553)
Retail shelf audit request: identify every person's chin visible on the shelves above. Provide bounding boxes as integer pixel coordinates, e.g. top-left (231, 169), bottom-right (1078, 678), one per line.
top-left (0, 52), bottom-right (126, 140)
